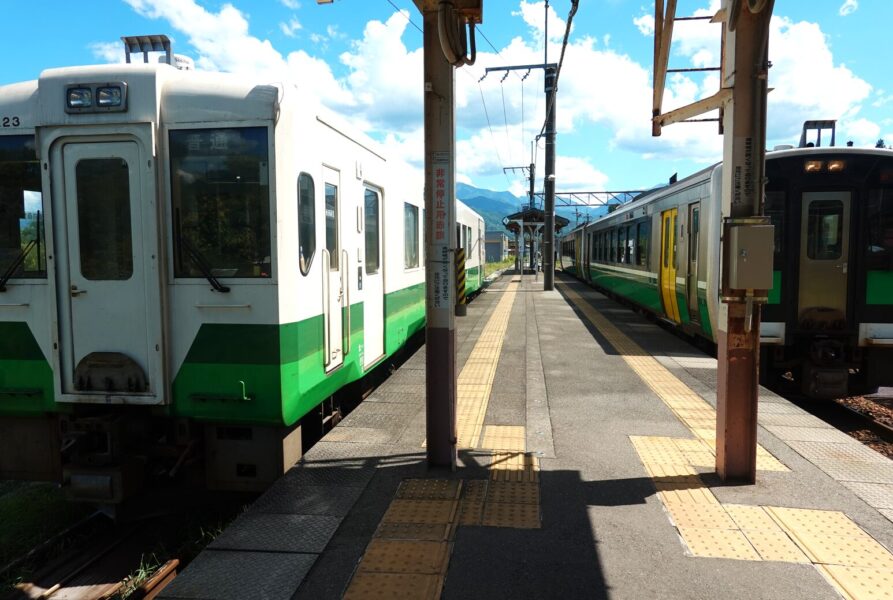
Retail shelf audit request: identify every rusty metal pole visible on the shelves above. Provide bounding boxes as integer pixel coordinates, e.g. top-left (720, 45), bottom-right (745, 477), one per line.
top-left (543, 66), bottom-right (557, 290)
top-left (715, 0), bottom-right (775, 483)
top-left (421, 7), bottom-right (457, 469)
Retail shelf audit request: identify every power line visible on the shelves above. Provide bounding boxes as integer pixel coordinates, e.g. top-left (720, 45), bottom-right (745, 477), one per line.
top-left (479, 83), bottom-right (513, 187)
top-left (383, 0), bottom-right (423, 34)
top-left (539, 0), bottom-right (579, 137)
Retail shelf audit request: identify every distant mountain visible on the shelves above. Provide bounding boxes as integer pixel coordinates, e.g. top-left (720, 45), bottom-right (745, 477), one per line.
top-left (456, 183), bottom-right (524, 233)
top-left (456, 182), bottom-right (636, 234)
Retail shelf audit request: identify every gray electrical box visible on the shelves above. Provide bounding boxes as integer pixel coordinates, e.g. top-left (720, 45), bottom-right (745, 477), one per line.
top-left (728, 225), bottom-right (774, 290)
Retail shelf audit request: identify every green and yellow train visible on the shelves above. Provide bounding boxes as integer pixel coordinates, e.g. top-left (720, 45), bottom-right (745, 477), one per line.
top-left (560, 143), bottom-right (893, 399)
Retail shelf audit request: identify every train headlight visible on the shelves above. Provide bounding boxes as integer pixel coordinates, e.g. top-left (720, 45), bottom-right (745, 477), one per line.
top-left (804, 160), bottom-right (824, 173)
top-left (96, 86), bottom-right (123, 107)
top-left (827, 160), bottom-right (846, 172)
top-left (67, 88), bottom-right (93, 108)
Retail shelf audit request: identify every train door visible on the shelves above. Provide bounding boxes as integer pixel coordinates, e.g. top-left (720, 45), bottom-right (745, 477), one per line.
top-left (323, 167), bottom-right (344, 372)
top-left (687, 203), bottom-right (701, 322)
top-left (362, 187), bottom-right (384, 368)
top-left (54, 140), bottom-right (163, 401)
top-left (798, 192), bottom-right (850, 323)
top-left (660, 208), bottom-right (681, 322)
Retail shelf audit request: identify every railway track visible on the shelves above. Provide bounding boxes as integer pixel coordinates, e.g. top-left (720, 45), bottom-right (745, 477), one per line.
top-left (3, 491), bottom-right (251, 600)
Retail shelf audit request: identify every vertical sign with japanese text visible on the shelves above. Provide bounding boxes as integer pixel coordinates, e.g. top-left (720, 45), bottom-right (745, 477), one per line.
top-left (429, 152), bottom-right (453, 326)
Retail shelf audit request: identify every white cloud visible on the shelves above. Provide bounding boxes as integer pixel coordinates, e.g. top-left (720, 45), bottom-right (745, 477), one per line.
top-left (90, 41), bottom-right (125, 63)
top-left (123, 0), bottom-right (287, 75)
top-left (633, 14), bottom-right (654, 36)
top-left (766, 15), bottom-right (872, 144)
top-left (841, 118), bottom-right (878, 144)
top-left (512, 1), bottom-right (568, 43)
top-left (839, 0), bottom-right (858, 17)
top-left (280, 17), bottom-right (302, 38)
top-left (280, 0), bottom-right (300, 9)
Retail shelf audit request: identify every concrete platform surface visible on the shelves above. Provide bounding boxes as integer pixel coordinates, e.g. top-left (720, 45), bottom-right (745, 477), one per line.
top-left (160, 271), bottom-right (893, 600)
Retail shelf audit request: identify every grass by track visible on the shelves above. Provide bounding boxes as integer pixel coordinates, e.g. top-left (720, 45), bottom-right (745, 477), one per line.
top-left (0, 482), bottom-right (91, 586)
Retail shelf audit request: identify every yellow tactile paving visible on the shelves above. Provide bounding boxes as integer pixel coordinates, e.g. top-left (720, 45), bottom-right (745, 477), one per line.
top-left (657, 486), bottom-right (721, 506)
top-left (816, 565), bottom-right (893, 600)
top-left (676, 527), bottom-right (762, 561)
top-left (664, 503), bottom-right (738, 530)
top-left (395, 479), bottom-right (462, 501)
top-left (481, 501), bottom-right (541, 529)
top-left (480, 425), bottom-right (526, 452)
top-left (724, 504), bottom-right (780, 531)
top-left (375, 522), bottom-right (455, 542)
top-left (485, 481), bottom-right (540, 505)
top-left (488, 452), bottom-right (540, 483)
top-left (559, 283), bottom-right (788, 473)
top-left (359, 539), bottom-right (451, 574)
top-left (742, 529), bottom-right (811, 563)
top-left (343, 573), bottom-right (444, 600)
top-left (421, 282), bottom-right (520, 450)
top-left (382, 499), bottom-right (458, 525)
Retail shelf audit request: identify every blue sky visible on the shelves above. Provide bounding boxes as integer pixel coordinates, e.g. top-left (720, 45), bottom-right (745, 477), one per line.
top-left (2, 0), bottom-right (891, 198)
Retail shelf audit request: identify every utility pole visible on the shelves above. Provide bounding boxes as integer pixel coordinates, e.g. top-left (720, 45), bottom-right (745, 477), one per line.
top-left (652, 0), bottom-right (775, 483)
top-left (543, 64), bottom-right (557, 290)
top-left (413, 0), bottom-right (482, 470)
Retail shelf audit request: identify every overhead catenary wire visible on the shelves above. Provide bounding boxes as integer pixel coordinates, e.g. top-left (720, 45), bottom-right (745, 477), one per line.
top-left (384, 0), bottom-right (423, 34)
top-left (539, 0), bottom-right (580, 137)
top-left (380, 0), bottom-right (514, 185)
top-left (479, 84), bottom-right (514, 187)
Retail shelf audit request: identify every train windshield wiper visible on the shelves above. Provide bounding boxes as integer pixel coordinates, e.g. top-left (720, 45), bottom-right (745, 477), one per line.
top-left (0, 240), bottom-right (36, 292)
top-left (179, 236), bottom-right (230, 293)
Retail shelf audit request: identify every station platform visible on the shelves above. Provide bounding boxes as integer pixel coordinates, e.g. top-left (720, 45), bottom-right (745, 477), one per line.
top-left (159, 271), bottom-right (893, 600)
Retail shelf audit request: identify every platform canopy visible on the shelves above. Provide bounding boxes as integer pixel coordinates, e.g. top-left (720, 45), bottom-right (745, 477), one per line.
top-left (502, 207), bottom-right (569, 235)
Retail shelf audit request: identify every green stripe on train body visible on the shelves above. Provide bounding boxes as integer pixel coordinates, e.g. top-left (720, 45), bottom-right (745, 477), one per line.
top-left (0, 283), bottom-right (427, 426)
top-left (173, 282), bottom-right (426, 427)
top-left (0, 322), bottom-right (58, 415)
top-left (466, 266), bottom-right (482, 295)
top-left (867, 271), bottom-right (893, 304)
top-left (587, 265), bottom-right (663, 314)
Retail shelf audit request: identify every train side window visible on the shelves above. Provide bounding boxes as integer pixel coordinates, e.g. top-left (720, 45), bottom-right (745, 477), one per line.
top-left (672, 214), bottom-right (678, 266)
top-left (404, 202), bottom-right (419, 269)
top-left (170, 127), bottom-right (271, 278)
top-left (806, 200), bottom-right (843, 260)
top-left (637, 221), bottom-right (650, 267)
top-left (616, 228), bottom-right (624, 263)
top-left (0, 135), bottom-right (46, 279)
top-left (298, 173), bottom-right (315, 275)
top-left (364, 188), bottom-right (380, 274)
top-left (325, 183), bottom-right (339, 269)
top-left (689, 207), bottom-right (700, 262)
top-left (626, 225), bottom-right (634, 264)
top-left (866, 189), bottom-right (893, 270)
top-left (663, 218), bottom-right (671, 268)
top-left (765, 191), bottom-right (785, 269)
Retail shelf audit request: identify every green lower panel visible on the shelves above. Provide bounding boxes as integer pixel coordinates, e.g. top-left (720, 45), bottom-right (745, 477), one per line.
top-left (0, 323), bottom-right (56, 416)
top-left (698, 294), bottom-right (714, 340)
top-left (768, 270), bottom-right (782, 305)
top-left (588, 266), bottom-right (662, 314)
top-left (466, 266), bottom-right (482, 295)
top-left (867, 270), bottom-right (893, 304)
top-left (383, 282), bottom-right (425, 357)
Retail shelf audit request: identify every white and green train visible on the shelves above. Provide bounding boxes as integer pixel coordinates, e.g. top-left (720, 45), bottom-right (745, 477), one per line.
top-left (0, 42), bottom-right (484, 500)
top-left (560, 143), bottom-right (893, 399)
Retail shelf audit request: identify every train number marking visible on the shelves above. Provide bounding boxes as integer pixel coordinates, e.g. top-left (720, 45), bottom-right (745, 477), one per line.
top-left (1, 116), bottom-right (21, 127)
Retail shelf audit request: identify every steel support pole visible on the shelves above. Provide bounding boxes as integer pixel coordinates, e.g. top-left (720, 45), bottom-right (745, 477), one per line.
top-left (543, 66), bottom-right (557, 290)
top-left (715, 0), bottom-right (774, 483)
top-left (422, 9), bottom-right (457, 470)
